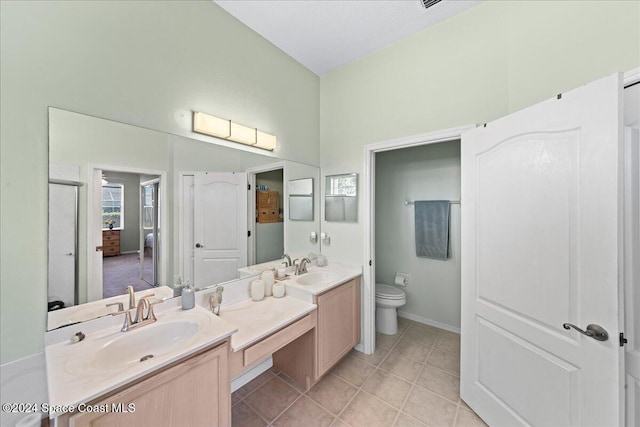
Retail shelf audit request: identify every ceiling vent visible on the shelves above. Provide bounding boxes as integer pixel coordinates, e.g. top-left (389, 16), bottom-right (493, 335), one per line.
top-left (420, 0), bottom-right (443, 10)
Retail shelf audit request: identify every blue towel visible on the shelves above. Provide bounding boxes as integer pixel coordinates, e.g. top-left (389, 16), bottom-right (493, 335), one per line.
top-left (415, 201), bottom-right (450, 260)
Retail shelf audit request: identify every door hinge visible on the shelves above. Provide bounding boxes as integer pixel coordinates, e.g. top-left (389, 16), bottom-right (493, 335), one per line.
top-left (620, 332), bottom-right (628, 347)
top-left (95, 246), bottom-right (103, 252)
top-left (248, 184), bottom-right (251, 190)
top-left (247, 230), bottom-right (251, 237)
top-left (369, 260), bottom-right (372, 266)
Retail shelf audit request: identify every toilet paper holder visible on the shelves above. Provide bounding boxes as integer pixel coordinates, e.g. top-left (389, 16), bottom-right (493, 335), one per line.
top-left (394, 272), bottom-right (409, 287)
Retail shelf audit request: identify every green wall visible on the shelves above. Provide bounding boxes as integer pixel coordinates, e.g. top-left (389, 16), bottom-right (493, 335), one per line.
top-left (319, 0), bottom-right (640, 264)
top-left (0, 1), bottom-right (319, 363)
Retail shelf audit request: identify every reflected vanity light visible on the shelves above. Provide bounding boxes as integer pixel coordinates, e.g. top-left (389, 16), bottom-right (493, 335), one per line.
top-left (193, 111), bottom-right (276, 151)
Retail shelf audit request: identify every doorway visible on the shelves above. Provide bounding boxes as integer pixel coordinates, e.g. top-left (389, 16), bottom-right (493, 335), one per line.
top-left (100, 171), bottom-right (160, 298)
top-left (364, 70), bottom-right (640, 426)
top-left (87, 165), bottom-right (166, 302)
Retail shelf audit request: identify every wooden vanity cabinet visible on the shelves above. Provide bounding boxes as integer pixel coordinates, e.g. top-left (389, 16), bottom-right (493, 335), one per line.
top-left (315, 277), bottom-right (361, 379)
top-left (59, 340), bottom-right (230, 427)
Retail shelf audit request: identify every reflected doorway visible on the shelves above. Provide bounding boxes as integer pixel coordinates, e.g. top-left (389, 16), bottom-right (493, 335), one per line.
top-left (100, 170), bottom-right (160, 298)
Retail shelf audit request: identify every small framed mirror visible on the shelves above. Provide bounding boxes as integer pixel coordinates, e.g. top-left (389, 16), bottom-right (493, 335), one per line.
top-left (289, 178), bottom-right (314, 221)
top-left (325, 173), bottom-right (358, 222)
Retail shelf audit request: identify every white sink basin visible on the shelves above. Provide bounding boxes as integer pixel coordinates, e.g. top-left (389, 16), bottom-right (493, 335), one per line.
top-left (295, 271), bottom-right (341, 286)
top-left (63, 309), bottom-right (216, 375)
top-left (93, 320), bottom-right (200, 370)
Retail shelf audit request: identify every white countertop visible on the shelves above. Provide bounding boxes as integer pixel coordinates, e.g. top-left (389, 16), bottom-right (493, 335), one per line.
top-left (219, 296), bottom-right (317, 352)
top-left (282, 263), bottom-right (362, 296)
top-left (45, 305), bottom-right (237, 416)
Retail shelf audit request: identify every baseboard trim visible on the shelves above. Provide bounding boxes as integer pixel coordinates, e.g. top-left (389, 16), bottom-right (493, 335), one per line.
top-left (230, 356), bottom-right (273, 393)
top-left (398, 311), bottom-right (460, 334)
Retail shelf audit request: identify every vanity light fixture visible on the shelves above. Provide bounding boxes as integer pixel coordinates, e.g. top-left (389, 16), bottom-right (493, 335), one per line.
top-left (193, 111), bottom-right (276, 151)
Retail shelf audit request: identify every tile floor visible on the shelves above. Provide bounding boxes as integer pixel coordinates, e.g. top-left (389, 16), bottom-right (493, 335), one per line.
top-left (231, 318), bottom-right (488, 427)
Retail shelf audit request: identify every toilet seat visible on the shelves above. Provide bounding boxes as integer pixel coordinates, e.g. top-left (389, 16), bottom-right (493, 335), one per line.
top-left (375, 284), bottom-right (406, 300)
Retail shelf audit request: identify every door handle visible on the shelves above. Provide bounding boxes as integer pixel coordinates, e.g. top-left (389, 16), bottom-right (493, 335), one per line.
top-left (562, 323), bottom-right (609, 341)
top-left (195, 243), bottom-right (204, 248)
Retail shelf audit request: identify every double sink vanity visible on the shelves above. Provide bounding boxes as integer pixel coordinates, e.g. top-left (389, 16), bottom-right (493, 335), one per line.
top-left (45, 262), bottom-right (361, 426)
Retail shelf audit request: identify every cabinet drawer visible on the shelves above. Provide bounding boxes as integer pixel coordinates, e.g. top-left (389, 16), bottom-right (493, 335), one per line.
top-left (244, 314), bottom-right (314, 367)
top-left (103, 247), bottom-right (119, 256)
top-left (103, 234), bottom-right (119, 242)
top-left (103, 240), bottom-right (119, 248)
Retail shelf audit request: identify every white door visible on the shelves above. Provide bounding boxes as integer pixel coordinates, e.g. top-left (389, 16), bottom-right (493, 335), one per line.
top-left (461, 73), bottom-right (624, 426)
top-left (193, 172), bottom-right (248, 288)
top-left (624, 127), bottom-right (639, 426)
top-left (48, 183), bottom-right (77, 307)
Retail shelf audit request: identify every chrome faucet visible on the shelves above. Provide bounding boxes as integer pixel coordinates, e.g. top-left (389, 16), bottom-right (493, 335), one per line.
top-left (126, 285), bottom-right (135, 309)
top-left (282, 254), bottom-right (293, 267)
top-left (208, 285), bottom-right (224, 315)
top-left (296, 258), bottom-right (311, 275)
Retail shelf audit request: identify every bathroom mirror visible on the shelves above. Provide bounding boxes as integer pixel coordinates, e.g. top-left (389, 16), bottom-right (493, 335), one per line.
top-left (288, 178), bottom-right (314, 221)
top-left (325, 173), bottom-right (358, 222)
top-left (48, 107), bottom-right (320, 330)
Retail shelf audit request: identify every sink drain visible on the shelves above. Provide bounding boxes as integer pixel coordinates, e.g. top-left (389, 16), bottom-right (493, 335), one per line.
top-left (140, 354), bottom-right (154, 362)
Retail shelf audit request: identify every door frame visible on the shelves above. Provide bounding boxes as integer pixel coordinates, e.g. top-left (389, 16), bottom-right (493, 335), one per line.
top-left (623, 67), bottom-right (640, 427)
top-left (246, 162), bottom-right (286, 266)
top-left (87, 164), bottom-right (167, 302)
top-left (140, 178), bottom-right (160, 286)
top-left (362, 125), bottom-right (475, 354)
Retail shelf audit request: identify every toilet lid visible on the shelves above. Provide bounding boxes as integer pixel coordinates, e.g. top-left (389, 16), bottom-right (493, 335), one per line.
top-left (375, 284), bottom-right (406, 299)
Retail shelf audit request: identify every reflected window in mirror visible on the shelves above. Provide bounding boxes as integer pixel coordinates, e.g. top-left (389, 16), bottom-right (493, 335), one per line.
top-left (102, 183), bottom-right (124, 230)
top-left (288, 178), bottom-right (314, 221)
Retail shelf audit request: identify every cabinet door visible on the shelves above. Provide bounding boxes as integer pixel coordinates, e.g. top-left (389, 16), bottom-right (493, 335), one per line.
top-left (68, 342), bottom-right (230, 427)
top-left (316, 278), bottom-right (361, 378)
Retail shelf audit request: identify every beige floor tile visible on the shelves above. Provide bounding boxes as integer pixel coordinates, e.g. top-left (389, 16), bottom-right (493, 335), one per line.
top-left (398, 317), bottom-right (413, 328)
top-left (340, 391), bottom-right (398, 427)
top-left (306, 373), bottom-right (358, 415)
top-left (427, 348), bottom-right (460, 376)
top-left (415, 365), bottom-right (460, 403)
top-left (332, 354), bottom-right (376, 387)
top-left (455, 408), bottom-right (488, 427)
top-left (403, 386), bottom-right (458, 427)
top-left (377, 332), bottom-right (402, 349)
top-left (273, 396), bottom-right (335, 427)
top-left (331, 418), bottom-right (351, 427)
top-left (459, 399), bottom-right (471, 410)
top-left (379, 351), bottom-right (424, 383)
top-left (394, 413), bottom-right (427, 427)
top-left (232, 401), bottom-right (268, 427)
top-left (278, 372), bottom-right (307, 393)
top-left (235, 370), bottom-right (276, 397)
top-left (244, 377), bottom-right (301, 422)
top-left (408, 322), bottom-right (443, 335)
top-left (362, 369), bottom-right (412, 409)
top-left (393, 337), bottom-right (432, 362)
top-left (352, 346), bottom-right (390, 366)
top-left (231, 391), bottom-right (243, 406)
top-left (434, 333), bottom-right (461, 356)
top-left (403, 328), bottom-right (439, 347)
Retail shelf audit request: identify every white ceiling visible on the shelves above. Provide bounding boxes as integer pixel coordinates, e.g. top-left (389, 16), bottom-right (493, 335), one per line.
top-left (214, 0), bottom-right (482, 76)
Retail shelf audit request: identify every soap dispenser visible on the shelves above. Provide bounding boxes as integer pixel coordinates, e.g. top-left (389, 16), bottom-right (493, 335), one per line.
top-left (181, 280), bottom-right (195, 310)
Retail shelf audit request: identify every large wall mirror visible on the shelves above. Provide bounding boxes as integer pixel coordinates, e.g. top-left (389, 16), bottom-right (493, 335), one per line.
top-left (48, 108), bottom-right (320, 330)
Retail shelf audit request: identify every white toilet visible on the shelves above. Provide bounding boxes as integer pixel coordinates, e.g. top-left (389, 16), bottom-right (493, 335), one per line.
top-left (375, 283), bottom-right (407, 335)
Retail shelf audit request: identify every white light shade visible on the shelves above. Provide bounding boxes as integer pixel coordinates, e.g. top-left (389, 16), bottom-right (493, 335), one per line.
top-left (193, 112), bottom-right (230, 138)
top-left (256, 130), bottom-right (276, 151)
top-left (230, 122), bottom-right (257, 145)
